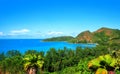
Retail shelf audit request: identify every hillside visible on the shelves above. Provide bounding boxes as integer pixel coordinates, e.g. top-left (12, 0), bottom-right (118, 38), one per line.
top-left (76, 30), bottom-right (94, 43)
top-left (76, 27), bottom-right (120, 44)
top-left (43, 36), bottom-right (74, 41)
top-left (43, 27), bottom-right (120, 44)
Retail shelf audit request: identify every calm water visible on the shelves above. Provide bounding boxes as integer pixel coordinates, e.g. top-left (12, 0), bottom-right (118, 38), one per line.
top-left (0, 39), bottom-right (96, 53)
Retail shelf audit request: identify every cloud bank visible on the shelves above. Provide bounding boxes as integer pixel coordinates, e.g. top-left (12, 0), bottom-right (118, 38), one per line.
top-left (9, 29), bottom-right (30, 36)
top-left (47, 31), bottom-right (63, 35)
top-left (0, 29), bottom-right (76, 38)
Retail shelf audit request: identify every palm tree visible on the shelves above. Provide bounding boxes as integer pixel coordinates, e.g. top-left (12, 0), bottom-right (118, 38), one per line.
top-left (23, 54), bottom-right (44, 74)
top-left (88, 54), bottom-right (117, 74)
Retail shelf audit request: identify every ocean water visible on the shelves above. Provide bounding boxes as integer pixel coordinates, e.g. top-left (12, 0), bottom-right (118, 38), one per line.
top-left (0, 39), bottom-right (96, 53)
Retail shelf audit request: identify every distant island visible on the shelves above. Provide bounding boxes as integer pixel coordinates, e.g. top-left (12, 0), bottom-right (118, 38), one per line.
top-left (43, 27), bottom-right (120, 44)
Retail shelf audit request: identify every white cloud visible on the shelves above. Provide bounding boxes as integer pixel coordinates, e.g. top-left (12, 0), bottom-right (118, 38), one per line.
top-left (9, 29), bottom-right (30, 36)
top-left (47, 31), bottom-right (63, 35)
top-left (0, 32), bottom-right (3, 36)
top-left (11, 29), bottom-right (30, 33)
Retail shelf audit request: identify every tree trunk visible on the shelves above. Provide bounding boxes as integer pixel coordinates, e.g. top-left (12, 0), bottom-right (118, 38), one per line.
top-left (40, 68), bottom-right (43, 74)
top-left (108, 71), bottom-right (115, 74)
top-left (28, 67), bottom-right (37, 74)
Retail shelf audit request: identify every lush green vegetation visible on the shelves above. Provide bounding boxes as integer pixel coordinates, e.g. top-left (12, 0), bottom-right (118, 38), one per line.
top-left (0, 27), bottom-right (120, 74)
top-left (43, 27), bottom-right (120, 44)
top-left (88, 54), bottom-right (118, 74)
top-left (0, 44), bottom-right (120, 74)
top-left (43, 36), bottom-right (74, 42)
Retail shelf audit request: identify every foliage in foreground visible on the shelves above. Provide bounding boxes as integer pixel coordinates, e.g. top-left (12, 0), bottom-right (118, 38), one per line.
top-left (23, 54), bottom-right (44, 74)
top-left (0, 44), bottom-right (120, 74)
top-left (88, 54), bottom-right (115, 74)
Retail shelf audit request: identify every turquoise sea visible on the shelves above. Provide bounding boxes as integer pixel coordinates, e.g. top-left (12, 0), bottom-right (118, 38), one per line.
top-left (0, 39), bottom-right (96, 53)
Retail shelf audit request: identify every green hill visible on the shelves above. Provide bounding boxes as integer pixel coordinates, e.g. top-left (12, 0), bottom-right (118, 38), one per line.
top-left (76, 27), bottom-right (120, 44)
top-left (43, 27), bottom-right (120, 44)
top-left (76, 30), bottom-right (93, 43)
top-left (43, 36), bottom-right (74, 42)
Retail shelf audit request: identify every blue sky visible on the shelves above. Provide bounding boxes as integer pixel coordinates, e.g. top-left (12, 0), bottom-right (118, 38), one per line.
top-left (0, 0), bottom-right (120, 39)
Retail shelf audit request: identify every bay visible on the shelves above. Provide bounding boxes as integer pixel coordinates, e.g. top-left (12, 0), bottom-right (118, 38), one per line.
top-left (0, 39), bottom-right (96, 53)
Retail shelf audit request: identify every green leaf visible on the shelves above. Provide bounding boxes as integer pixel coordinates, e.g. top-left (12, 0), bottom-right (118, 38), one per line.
top-left (95, 68), bottom-right (107, 74)
top-left (88, 58), bottom-right (101, 69)
top-left (110, 58), bottom-right (116, 67)
top-left (24, 62), bottom-right (31, 71)
top-left (98, 56), bottom-right (104, 61)
top-left (37, 61), bottom-right (44, 68)
top-left (104, 54), bottom-right (112, 65)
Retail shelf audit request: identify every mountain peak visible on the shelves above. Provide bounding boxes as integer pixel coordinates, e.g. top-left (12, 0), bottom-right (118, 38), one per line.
top-left (76, 30), bottom-right (93, 43)
top-left (94, 27), bottom-right (113, 36)
top-left (96, 27), bottom-right (112, 33)
top-left (76, 27), bottom-right (120, 43)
